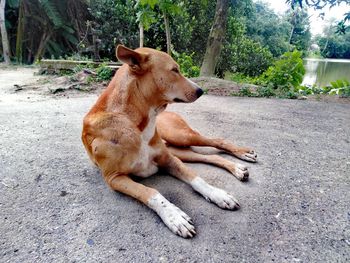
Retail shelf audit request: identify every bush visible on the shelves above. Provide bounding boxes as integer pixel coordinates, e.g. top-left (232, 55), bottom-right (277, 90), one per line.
top-left (328, 79), bottom-right (350, 97)
top-left (227, 72), bottom-right (255, 83)
top-left (282, 91), bottom-right (299, 99)
top-left (173, 51), bottom-right (200, 78)
top-left (296, 85), bottom-right (323, 95)
top-left (256, 86), bottom-right (275, 97)
top-left (257, 50), bottom-right (305, 90)
top-left (295, 79), bottom-right (350, 97)
top-left (238, 87), bottom-right (254, 97)
top-left (96, 63), bottom-right (114, 81)
top-left (218, 37), bottom-right (273, 77)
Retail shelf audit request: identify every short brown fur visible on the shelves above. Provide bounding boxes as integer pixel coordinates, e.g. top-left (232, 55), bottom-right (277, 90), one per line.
top-left (82, 45), bottom-right (257, 238)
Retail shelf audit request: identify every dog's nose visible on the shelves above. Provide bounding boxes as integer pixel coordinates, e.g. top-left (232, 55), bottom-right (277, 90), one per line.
top-left (196, 88), bottom-right (204, 98)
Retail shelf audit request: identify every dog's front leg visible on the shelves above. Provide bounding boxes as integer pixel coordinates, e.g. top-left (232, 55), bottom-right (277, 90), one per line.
top-left (160, 153), bottom-right (240, 210)
top-left (106, 174), bottom-right (196, 238)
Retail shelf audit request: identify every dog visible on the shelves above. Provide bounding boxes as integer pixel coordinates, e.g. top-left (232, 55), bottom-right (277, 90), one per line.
top-left (82, 45), bottom-right (257, 238)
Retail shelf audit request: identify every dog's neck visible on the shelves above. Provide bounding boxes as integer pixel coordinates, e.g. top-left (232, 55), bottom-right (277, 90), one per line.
top-left (107, 68), bottom-right (168, 132)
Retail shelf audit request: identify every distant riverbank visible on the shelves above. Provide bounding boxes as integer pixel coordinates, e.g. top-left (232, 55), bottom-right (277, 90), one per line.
top-left (302, 58), bottom-right (350, 87)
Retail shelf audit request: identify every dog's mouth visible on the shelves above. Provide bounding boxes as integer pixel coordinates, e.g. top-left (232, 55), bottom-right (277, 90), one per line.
top-left (173, 98), bottom-right (186, 103)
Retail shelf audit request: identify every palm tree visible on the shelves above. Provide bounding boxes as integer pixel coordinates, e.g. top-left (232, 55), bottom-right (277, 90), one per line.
top-left (136, 0), bottom-right (182, 54)
top-left (6, 0), bottom-right (89, 63)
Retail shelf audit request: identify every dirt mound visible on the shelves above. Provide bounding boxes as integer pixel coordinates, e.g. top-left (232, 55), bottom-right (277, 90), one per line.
top-left (11, 69), bottom-right (107, 98)
top-left (191, 76), bottom-right (258, 96)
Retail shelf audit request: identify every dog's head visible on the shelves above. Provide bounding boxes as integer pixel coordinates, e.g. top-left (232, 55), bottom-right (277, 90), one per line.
top-left (116, 45), bottom-right (203, 104)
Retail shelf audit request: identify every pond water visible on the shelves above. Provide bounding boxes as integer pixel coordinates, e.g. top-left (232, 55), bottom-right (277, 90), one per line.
top-left (302, 58), bottom-right (350, 87)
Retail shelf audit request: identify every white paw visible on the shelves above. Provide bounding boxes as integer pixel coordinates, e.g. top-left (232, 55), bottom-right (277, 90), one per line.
top-left (235, 163), bottom-right (249, 181)
top-left (204, 187), bottom-right (240, 210)
top-left (191, 177), bottom-right (240, 210)
top-left (148, 193), bottom-right (196, 238)
top-left (159, 203), bottom-right (196, 238)
top-left (239, 150), bottom-right (257, 162)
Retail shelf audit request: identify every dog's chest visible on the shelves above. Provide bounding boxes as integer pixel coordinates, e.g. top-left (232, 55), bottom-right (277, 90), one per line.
top-left (133, 112), bottom-right (160, 177)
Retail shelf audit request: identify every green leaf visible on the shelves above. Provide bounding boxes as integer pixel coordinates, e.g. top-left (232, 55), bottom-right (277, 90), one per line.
top-left (330, 81), bottom-right (339, 89)
top-left (7, 0), bottom-right (19, 8)
top-left (140, 0), bottom-right (158, 9)
top-left (39, 0), bottom-right (63, 28)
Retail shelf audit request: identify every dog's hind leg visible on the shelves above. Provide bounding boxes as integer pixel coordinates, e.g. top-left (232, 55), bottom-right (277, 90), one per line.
top-left (157, 111), bottom-right (257, 162)
top-left (167, 146), bottom-right (249, 181)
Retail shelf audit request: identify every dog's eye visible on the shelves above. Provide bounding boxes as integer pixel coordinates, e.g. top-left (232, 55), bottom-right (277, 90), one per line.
top-left (172, 68), bottom-right (180, 74)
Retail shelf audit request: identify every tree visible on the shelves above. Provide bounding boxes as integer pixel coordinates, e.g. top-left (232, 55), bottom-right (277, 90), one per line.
top-left (246, 1), bottom-right (291, 57)
top-left (136, 0), bottom-right (182, 54)
top-left (0, 0), bottom-right (10, 63)
top-left (177, 0), bottom-right (216, 63)
top-left (90, 0), bottom-right (138, 58)
top-left (316, 20), bottom-right (350, 58)
top-left (136, 0), bottom-right (157, 47)
top-left (319, 18), bottom-right (337, 53)
top-left (217, 15), bottom-right (273, 77)
top-left (286, 7), bottom-right (311, 53)
top-left (286, 0), bottom-right (350, 33)
top-left (0, 0), bottom-right (89, 63)
top-left (200, 0), bottom-right (229, 76)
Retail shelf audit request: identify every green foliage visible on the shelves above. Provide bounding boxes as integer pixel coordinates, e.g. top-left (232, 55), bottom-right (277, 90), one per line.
top-left (230, 86), bottom-right (279, 98)
top-left (317, 33), bottom-right (350, 59)
top-left (257, 50), bottom-right (305, 90)
top-left (256, 86), bottom-right (275, 97)
top-left (286, 7), bottom-right (311, 53)
top-left (281, 90), bottom-right (299, 99)
top-left (39, 0), bottom-right (64, 28)
top-left (296, 85), bottom-right (323, 95)
top-left (286, 0), bottom-right (350, 33)
top-left (173, 51), bottom-right (200, 78)
top-left (139, 0), bottom-right (158, 9)
top-left (89, 0), bottom-right (138, 57)
top-left (228, 50), bottom-right (307, 99)
top-left (328, 79), bottom-right (350, 97)
top-left (295, 79), bottom-right (350, 97)
top-left (246, 1), bottom-right (291, 57)
top-left (7, 0), bottom-right (19, 8)
top-left (217, 16), bottom-right (273, 77)
top-left (174, 0), bottom-right (216, 64)
top-left (136, 6), bottom-right (157, 30)
top-left (96, 63), bottom-right (114, 81)
top-left (238, 87), bottom-right (254, 97)
top-left (230, 37), bottom-right (273, 77)
top-left (4, 0), bottom-right (87, 63)
top-left (227, 72), bottom-right (255, 83)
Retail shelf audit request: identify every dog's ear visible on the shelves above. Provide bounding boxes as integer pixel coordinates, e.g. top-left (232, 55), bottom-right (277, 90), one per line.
top-left (116, 45), bottom-right (149, 73)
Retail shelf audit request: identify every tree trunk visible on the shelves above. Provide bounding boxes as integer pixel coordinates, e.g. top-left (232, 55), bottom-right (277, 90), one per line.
top-left (322, 38), bottom-right (329, 54)
top-left (139, 22), bottom-right (144, 47)
top-left (0, 0), bottom-right (10, 64)
top-left (288, 11), bottom-right (296, 45)
top-left (200, 0), bottom-right (229, 77)
top-left (34, 30), bottom-right (52, 62)
top-left (15, 0), bottom-right (24, 63)
top-left (163, 11), bottom-right (171, 55)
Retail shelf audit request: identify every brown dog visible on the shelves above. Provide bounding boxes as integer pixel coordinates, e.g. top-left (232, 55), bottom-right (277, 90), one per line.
top-left (82, 45), bottom-right (257, 238)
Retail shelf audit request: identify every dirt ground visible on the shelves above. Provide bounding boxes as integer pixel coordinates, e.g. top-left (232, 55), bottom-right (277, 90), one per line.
top-left (1, 67), bottom-right (349, 262)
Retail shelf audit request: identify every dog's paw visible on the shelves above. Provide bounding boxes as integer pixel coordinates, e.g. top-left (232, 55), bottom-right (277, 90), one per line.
top-left (148, 193), bottom-right (196, 238)
top-left (204, 187), bottom-right (240, 210)
top-left (234, 163), bottom-right (249, 181)
top-left (191, 177), bottom-right (240, 210)
top-left (160, 203), bottom-right (196, 238)
top-left (238, 149), bottom-right (257, 163)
